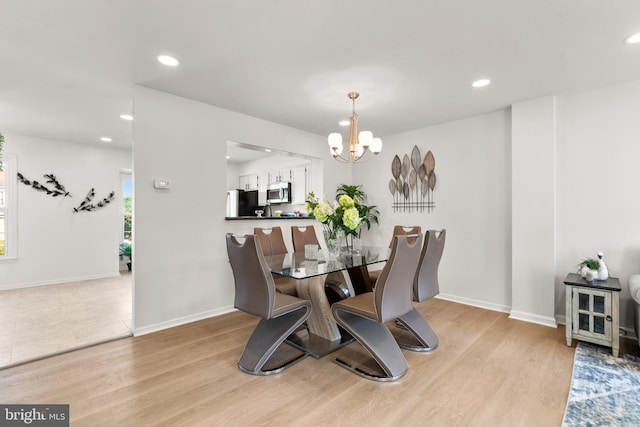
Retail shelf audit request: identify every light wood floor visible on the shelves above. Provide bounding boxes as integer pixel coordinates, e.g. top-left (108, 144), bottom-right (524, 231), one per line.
top-left (0, 273), bottom-right (132, 368)
top-left (2, 298), bottom-right (638, 426)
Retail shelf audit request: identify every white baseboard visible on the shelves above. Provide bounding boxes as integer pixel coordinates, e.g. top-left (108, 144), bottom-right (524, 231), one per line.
top-left (132, 305), bottom-right (237, 336)
top-left (621, 327), bottom-right (638, 342)
top-left (436, 294), bottom-right (558, 328)
top-left (436, 293), bottom-right (511, 314)
top-left (0, 272), bottom-right (122, 291)
top-left (556, 314), bottom-right (566, 326)
top-left (509, 310), bottom-right (557, 328)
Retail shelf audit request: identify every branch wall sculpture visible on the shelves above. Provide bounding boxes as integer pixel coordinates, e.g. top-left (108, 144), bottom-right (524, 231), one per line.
top-left (73, 188), bottom-right (115, 213)
top-left (17, 171), bottom-right (115, 213)
top-left (389, 145), bottom-right (436, 213)
top-left (17, 172), bottom-right (72, 198)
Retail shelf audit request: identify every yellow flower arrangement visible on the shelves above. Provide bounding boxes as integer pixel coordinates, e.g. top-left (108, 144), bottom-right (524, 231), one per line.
top-left (306, 184), bottom-right (378, 241)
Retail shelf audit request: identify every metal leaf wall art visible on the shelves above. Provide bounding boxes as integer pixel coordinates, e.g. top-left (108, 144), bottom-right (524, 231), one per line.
top-left (388, 145), bottom-right (437, 213)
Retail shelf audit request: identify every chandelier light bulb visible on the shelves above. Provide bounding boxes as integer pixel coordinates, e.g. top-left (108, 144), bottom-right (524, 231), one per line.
top-left (370, 137), bottom-right (382, 154)
top-left (359, 131), bottom-right (373, 148)
top-left (328, 133), bottom-right (343, 149)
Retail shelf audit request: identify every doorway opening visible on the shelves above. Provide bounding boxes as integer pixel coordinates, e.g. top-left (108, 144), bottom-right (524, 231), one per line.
top-left (0, 171), bottom-right (134, 369)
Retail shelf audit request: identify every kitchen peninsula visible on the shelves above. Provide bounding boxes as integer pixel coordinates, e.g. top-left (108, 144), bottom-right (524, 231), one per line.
top-left (225, 215), bottom-right (312, 220)
top-left (224, 216), bottom-right (320, 255)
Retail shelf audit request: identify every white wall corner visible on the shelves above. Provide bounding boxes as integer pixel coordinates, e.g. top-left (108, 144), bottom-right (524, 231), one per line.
top-left (509, 310), bottom-right (558, 328)
top-left (436, 294), bottom-right (511, 314)
top-left (511, 95), bottom-right (557, 321)
top-left (132, 306), bottom-right (236, 336)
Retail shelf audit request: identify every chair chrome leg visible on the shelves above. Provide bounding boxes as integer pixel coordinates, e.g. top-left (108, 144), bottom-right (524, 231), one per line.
top-left (333, 309), bottom-right (408, 381)
top-left (395, 308), bottom-right (439, 352)
top-left (238, 305), bottom-right (310, 375)
top-left (333, 357), bottom-right (404, 382)
top-left (238, 351), bottom-right (307, 376)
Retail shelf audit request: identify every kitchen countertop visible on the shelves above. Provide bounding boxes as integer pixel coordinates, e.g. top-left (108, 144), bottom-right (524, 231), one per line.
top-left (225, 216), bottom-right (313, 220)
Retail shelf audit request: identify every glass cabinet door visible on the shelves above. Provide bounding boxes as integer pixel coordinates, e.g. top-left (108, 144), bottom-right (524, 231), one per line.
top-left (572, 288), bottom-right (611, 340)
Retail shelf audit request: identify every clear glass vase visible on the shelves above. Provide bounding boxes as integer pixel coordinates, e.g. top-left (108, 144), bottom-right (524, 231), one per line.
top-left (324, 228), bottom-right (343, 259)
top-left (345, 233), bottom-right (362, 255)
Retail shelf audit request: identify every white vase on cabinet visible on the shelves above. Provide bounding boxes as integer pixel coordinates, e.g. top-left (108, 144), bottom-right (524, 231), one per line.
top-left (597, 251), bottom-right (609, 281)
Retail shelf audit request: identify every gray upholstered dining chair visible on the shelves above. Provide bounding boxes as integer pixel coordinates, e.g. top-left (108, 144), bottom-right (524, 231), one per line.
top-left (254, 226), bottom-right (288, 256)
top-left (331, 234), bottom-right (423, 381)
top-left (395, 229), bottom-right (446, 352)
top-left (253, 226), bottom-right (298, 296)
top-left (226, 233), bottom-right (311, 375)
top-left (368, 225), bottom-right (422, 287)
top-left (290, 225), bottom-right (320, 251)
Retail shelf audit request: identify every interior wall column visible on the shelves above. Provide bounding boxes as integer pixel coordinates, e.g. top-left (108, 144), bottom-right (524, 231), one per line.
top-left (510, 96), bottom-right (558, 327)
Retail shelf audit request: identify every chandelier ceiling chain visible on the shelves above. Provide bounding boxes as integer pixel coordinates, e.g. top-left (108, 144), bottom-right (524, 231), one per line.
top-left (328, 92), bottom-right (382, 163)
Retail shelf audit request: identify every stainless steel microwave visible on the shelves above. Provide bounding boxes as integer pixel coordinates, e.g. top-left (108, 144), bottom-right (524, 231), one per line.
top-left (266, 182), bottom-right (291, 204)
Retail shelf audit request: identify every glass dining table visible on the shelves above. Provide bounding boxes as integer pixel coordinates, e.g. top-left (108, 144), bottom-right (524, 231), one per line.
top-left (264, 246), bottom-right (388, 358)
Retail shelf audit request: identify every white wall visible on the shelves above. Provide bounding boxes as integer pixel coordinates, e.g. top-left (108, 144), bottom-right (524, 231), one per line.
top-left (132, 86), bottom-right (349, 334)
top-left (0, 133), bottom-right (131, 290)
top-left (511, 96), bottom-right (557, 326)
top-left (354, 110), bottom-right (512, 313)
top-left (555, 80), bottom-right (640, 331)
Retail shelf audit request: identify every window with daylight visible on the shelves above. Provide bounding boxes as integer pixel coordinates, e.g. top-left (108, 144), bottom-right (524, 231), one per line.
top-left (122, 175), bottom-right (132, 242)
top-left (0, 155), bottom-right (17, 259)
top-left (0, 167), bottom-right (5, 256)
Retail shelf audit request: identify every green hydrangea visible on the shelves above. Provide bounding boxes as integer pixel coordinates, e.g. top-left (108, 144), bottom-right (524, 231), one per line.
top-left (342, 207), bottom-right (361, 230)
top-left (338, 194), bottom-right (354, 208)
top-left (313, 203), bottom-right (333, 223)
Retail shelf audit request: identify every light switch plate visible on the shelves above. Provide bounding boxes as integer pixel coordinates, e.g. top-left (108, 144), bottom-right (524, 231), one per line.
top-left (153, 179), bottom-right (170, 189)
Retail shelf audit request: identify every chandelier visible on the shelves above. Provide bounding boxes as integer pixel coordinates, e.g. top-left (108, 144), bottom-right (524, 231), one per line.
top-left (328, 92), bottom-right (382, 163)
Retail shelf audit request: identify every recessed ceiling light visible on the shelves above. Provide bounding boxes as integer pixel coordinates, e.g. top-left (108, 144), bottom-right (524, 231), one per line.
top-left (265, 149), bottom-right (272, 152)
top-left (339, 120), bottom-right (350, 126)
top-left (624, 32), bottom-right (640, 44)
top-left (157, 55), bottom-right (179, 66)
top-left (226, 155), bottom-right (230, 159)
top-left (471, 79), bottom-right (491, 88)
top-left (120, 114), bottom-right (134, 121)
top-left (100, 137), bottom-right (112, 142)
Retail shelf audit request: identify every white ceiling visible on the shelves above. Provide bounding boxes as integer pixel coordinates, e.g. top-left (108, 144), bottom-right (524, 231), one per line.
top-left (2, 0), bottom-right (640, 150)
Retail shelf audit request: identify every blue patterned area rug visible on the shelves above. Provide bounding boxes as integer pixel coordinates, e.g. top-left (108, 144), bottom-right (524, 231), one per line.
top-left (563, 343), bottom-right (640, 426)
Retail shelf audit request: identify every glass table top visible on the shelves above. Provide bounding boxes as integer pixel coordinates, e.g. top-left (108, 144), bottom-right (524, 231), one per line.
top-left (264, 246), bottom-right (388, 279)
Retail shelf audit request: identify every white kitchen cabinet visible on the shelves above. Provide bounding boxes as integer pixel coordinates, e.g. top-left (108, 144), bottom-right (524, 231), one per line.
top-left (239, 163), bottom-right (308, 205)
top-left (269, 168), bottom-right (292, 184)
top-left (238, 174), bottom-right (258, 190)
top-left (257, 171), bottom-right (269, 205)
top-left (290, 165), bottom-right (308, 205)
